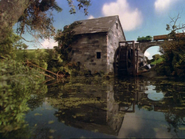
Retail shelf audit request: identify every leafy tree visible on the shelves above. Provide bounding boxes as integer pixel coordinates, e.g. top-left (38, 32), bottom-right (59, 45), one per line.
top-left (137, 35), bottom-right (152, 42)
top-left (54, 22), bottom-right (81, 63)
top-left (0, 59), bottom-right (46, 133)
top-left (0, 29), bottom-right (21, 58)
top-left (0, 0), bottom-right (91, 43)
top-left (152, 54), bottom-right (161, 60)
top-left (157, 14), bottom-right (185, 78)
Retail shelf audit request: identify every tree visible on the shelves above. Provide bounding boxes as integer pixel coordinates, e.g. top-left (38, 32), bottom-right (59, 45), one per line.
top-left (164, 14), bottom-right (185, 51)
top-left (54, 22), bottom-right (81, 63)
top-left (0, 29), bottom-right (21, 58)
top-left (152, 54), bottom-right (160, 60)
top-left (157, 14), bottom-right (185, 78)
top-left (0, 0), bottom-right (91, 43)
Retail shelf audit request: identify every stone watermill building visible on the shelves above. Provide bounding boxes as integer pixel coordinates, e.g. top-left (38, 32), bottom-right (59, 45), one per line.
top-left (70, 15), bottom-right (126, 74)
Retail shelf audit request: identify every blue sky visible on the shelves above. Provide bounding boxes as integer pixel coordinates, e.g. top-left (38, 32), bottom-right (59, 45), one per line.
top-left (24, 0), bottom-right (185, 59)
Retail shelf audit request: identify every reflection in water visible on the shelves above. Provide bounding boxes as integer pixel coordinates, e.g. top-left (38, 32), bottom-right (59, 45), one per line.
top-left (0, 83), bottom-right (48, 139)
top-left (145, 85), bottom-right (165, 101)
top-left (48, 80), bottom-right (117, 136)
top-left (1, 77), bottom-right (185, 138)
top-left (46, 77), bottom-right (185, 138)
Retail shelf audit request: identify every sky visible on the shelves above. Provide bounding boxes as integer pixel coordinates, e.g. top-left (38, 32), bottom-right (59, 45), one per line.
top-left (23, 0), bottom-right (185, 59)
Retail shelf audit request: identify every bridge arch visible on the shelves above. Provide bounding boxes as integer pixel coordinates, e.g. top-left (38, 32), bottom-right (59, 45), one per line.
top-left (139, 41), bottom-right (164, 54)
top-left (142, 45), bottom-right (161, 54)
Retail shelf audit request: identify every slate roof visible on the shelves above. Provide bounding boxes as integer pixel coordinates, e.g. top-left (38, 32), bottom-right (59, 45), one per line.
top-left (72, 15), bottom-right (120, 35)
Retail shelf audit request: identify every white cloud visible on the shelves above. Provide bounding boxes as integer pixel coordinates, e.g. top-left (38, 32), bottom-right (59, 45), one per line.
top-left (102, 0), bottom-right (143, 31)
top-left (88, 15), bottom-right (94, 19)
top-left (154, 0), bottom-right (178, 13)
top-left (41, 39), bottom-right (58, 49)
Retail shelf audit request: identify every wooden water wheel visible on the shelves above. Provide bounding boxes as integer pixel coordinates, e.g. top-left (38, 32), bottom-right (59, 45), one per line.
top-left (114, 41), bottom-right (135, 76)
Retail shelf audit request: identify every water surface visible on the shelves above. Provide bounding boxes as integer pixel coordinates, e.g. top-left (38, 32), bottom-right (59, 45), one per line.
top-left (1, 77), bottom-right (185, 139)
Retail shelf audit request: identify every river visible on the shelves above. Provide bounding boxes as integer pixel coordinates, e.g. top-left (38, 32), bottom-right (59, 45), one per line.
top-left (1, 76), bottom-right (185, 139)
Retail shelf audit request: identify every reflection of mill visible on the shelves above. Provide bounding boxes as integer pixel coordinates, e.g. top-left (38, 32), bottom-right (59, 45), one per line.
top-left (52, 78), bottom-right (185, 137)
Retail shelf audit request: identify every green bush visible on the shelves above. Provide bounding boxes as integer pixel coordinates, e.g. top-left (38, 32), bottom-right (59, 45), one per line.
top-left (0, 59), bottom-right (46, 133)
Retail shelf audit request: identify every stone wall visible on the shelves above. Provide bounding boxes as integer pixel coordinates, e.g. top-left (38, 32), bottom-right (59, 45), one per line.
top-left (107, 19), bottom-right (126, 73)
top-left (71, 18), bottom-right (126, 74)
top-left (139, 41), bottom-right (164, 53)
top-left (71, 33), bottom-right (108, 73)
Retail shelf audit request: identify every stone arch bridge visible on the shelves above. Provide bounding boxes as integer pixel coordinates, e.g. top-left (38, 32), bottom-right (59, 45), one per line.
top-left (136, 41), bottom-right (164, 53)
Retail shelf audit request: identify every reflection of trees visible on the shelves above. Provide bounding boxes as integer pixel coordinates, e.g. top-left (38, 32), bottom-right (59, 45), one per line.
top-left (0, 82), bottom-right (47, 138)
top-left (143, 80), bottom-right (185, 133)
top-left (163, 89), bottom-right (185, 133)
top-left (165, 112), bottom-right (185, 133)
top-left (0, 59), bottom-right (48, 136)
top-left (46, 77), bottom-right (185, 136)
top-left (31, 125), bottom-right (54, 139)
top-left (0, 126), bottom-right (31, 139)
top-left (27, 84), bottom-right (48, 111)
top-left (114, 78), bottom-right (185, 135)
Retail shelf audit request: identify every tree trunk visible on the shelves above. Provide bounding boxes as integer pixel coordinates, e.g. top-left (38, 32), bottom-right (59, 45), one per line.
top-left (0, 0), bottom-right (29, 42)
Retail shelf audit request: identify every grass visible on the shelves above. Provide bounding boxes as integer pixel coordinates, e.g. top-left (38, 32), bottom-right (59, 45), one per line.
top-left (150, 57), bottom-right (164, 65)
top-left (15, 49), bottom-right (46, 61)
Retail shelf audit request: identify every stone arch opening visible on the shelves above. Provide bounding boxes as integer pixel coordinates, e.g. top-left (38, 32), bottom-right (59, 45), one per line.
top-left (144, 46), bottom-right (162, 60)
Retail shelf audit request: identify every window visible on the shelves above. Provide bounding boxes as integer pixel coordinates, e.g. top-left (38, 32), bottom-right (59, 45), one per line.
top-left (116, 23), bottom-right (118, 29)
top-left (96, 52), bottom-right (101, 59)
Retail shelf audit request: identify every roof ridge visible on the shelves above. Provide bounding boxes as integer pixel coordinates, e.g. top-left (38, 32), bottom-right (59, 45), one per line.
top-left (76, 15), bottom-right (119, 22)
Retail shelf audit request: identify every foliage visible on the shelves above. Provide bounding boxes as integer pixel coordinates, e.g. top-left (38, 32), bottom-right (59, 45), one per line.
top-left (0, 29), bottom-right (21, 58)
top-left (166, 14), bottom-right (185, 33)
top-left (150, 57), bottom-right (164, 65)
top-left (54, 21), bottom-right (81, 63)
top-left (0, 59), bottom-right (46, 133)
top-left (149, 54), bottom-right (164, 65)
top-left (0, 0), bottom-right (91, 44)
top-left (45, 48), bottom-right (64, 73)
top-left (152, 54), bottom-right (161, 60)
top-left (67, 0), bottom-right (91, 15)
top-left (137, 35), bottom-right (152, 42)
top-left (155, 14), bottom-right (185, 79)
top-left (15, 49), bottom-right (49, 69)
top-left (29, 49), bottom-right (49, 69)
top-left (155, 49), bottom-right (185, 78)
top-left (16, 0), bottom-right (90, 40)
top-left (0, 0), bottom-right (95, 135)
top-left (16, 0), bottom-right (60, 40)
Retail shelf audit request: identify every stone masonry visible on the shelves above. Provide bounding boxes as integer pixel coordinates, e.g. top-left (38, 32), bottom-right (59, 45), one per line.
top-left (70, 15), bottom-right (126, 74)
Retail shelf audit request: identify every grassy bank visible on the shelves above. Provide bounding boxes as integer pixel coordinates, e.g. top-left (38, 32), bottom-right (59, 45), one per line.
top-left (150, 57), bottom-right (164, 65)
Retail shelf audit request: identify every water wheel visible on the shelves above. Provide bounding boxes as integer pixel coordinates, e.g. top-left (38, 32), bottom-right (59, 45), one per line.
top-left (114, 44), bottom-right (134, 76)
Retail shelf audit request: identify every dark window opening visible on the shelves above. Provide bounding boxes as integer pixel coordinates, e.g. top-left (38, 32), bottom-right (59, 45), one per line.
top-left (116, 23), bottom-right (118, 29)
top-left (97, 52), bottom-right (101, 59)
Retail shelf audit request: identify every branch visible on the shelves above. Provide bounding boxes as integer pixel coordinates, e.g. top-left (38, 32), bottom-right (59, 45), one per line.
top-left (170, 13), bottom-right (180, 27)
top-left (20, 36), bottom-right (33, 42)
